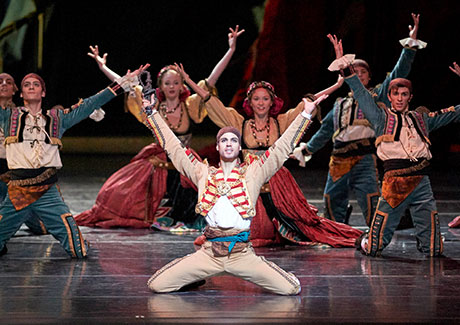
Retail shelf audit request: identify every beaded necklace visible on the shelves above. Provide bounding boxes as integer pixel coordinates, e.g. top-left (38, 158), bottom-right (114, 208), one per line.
top-left (160, 102), bottom-right (183, 130)
top-left (160, 101), bottom-right (180, 114)
top-left (249, 119), bottom-right (270, 147)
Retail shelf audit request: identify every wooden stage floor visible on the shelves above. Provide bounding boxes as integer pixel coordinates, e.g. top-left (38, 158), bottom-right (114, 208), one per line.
top-left (2, 154), bottom-right (460, 324)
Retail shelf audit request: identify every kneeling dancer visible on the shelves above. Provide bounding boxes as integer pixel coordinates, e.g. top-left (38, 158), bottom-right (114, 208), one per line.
top-left (145, 93), bottom-right (327, 295)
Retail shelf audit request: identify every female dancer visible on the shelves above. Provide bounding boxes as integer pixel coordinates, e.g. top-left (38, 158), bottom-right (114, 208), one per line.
top-left (75, 26), bottom-right (244, 230)
top-left (177, 64), bottom-right (363, 247)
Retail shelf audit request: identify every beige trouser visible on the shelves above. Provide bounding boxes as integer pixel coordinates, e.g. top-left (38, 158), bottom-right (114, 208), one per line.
top-left (147, 241), bottom-right (301, 295)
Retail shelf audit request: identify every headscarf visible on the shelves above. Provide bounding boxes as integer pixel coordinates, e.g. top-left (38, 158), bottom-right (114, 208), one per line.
top-left (21, 73), bottom-right (46, 93)
top-left (242, 81), bottom-right (284, 117)
top-left (216, 126), bottom-right (241, 144)
top-left (155, 65), bottom-right (190, 102)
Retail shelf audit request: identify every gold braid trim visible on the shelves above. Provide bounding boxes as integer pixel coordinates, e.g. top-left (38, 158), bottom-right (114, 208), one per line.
top-left (383, 159), bottom-right (430, 179)
top-left (352, 119), bottom-right (372, 127)
top-left (375, 134), bottom-right (395, 146)
top-left (8, 168), bottom-right (57, 186)
top-left (5, 136), bottom-right (62, 148)
top-left (4, 136), bottom-right (19, 145)
top-left (148, 155), bottom-right (176, 170)
top-left (50, 137), bottom-right (62, 148)
top-left (70, 98), bottom-right (84, 110)
top-left (204, 79), bottom-right (219, 97)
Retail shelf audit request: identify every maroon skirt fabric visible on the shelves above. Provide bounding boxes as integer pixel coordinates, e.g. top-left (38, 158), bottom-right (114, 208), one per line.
top-left (250, 166), bottom-right (363, 248)
top-left (75, 144), bottom-right (172, 228)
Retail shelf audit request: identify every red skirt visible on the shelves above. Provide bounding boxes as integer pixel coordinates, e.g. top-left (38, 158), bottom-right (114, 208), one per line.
top-left (75, 143), bottom-right (197, 229)
top-left (250, 166), bottom-right (362, 247)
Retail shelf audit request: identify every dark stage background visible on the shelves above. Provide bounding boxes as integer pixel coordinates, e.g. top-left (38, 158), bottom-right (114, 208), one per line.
top-left (2, 0), bottom-right (459, 166)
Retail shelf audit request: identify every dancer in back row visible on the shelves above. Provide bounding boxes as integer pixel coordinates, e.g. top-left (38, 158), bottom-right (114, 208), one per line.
top-left (297, 13), bottom-right (425, 226)
top-left (75, 26), bottom-right (244, 231)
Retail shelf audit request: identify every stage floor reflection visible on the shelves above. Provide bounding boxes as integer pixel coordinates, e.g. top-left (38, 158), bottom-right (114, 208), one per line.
top-left (2, 157), bottom-right (460, 324)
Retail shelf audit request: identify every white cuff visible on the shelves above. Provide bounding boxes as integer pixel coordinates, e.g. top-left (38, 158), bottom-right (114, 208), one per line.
top-left (292, 143), bottom-right (312, 167)
top-left (115, 74), bottom-right (140, 92)
top-left (89, 108), bottom-right (105, 122)
top-left (328, 54), bottom-right (356, 71)
top-left (399, 37), bottom-right (427, 49)
top-left (301, 111), bottom-right (312, 119)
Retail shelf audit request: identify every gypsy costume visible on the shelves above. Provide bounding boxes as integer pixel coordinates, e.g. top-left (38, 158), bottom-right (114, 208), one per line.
top-left (75, 82), bottom-right (208, 230)
top-left (346, 74), bottom-right (459, 256)
top-left (306, 46), bottom-right (419, 225)
top-left (199, 93), bottom-right (362, 248)
top-left (145, 104), bottom-right (314, 295)
top-left (0, 78), bottom-right (130, 258)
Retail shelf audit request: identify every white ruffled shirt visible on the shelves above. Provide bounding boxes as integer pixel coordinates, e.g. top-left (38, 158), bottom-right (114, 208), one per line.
top-left (205, 195), bottom-right (251, 230)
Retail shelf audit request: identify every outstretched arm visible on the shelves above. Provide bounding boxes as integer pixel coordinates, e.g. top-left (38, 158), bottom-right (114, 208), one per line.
top-left (426, 104), bottom-right (460, 133)
top-left (450, 62), bottom-right (460, 77)
top-left (279, 34), bottom-right (343, 131)
top-left (175, 63), bottom-right (210, 99)
top-left (87, 45), bottom-right (121, 81)
top-left (305, 108), bottom-right (335, 154)
top-left (207, 25), bottom-right (245, 87)
top-left (399, 13), bottom-right (426, 48)
top-left (344, 74), bottom-right (386, 135)
top-left (252, 96), bottom-right (327, 185)
top-left (376, 13), bottom-right (425, 103)
top-left (313, 34), bottom-right (344, 98)
top-left (314, 74), bottom-right (344, 98)
top-left (61, 64), bottom-right (149, 130)
top-left (143, 97), bottom-right (205, 185)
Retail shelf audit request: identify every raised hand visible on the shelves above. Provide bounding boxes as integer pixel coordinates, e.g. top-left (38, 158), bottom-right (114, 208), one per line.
top-left (303, 94), bottom-right (328, 116)
top-left (174, 62), bottom-right (209, 99)
top-left (127, 63), bottom-right (151, 78)
top-left (228, 25), bottom-right (245, 51)
top-left (327, 34), bottom-right (343, 59)
top-left (142, 92), bottom-right (157, 110)
top-left (87, 45), bottom-right (107, 69)
top-left (116, 63), bottom-right (150, 92)
top-left (336, 74), bottom-right (345, 87)
top-left (174, 62), bottom-right (190, 82)
top-left (408, 13), bottom-right (420, 39)
top-left (449, 62), bottom-right (460, 77)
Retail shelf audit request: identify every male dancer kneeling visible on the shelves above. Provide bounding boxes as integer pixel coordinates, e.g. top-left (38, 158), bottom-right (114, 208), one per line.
top-left (144, 91), bottom-right (327, 295)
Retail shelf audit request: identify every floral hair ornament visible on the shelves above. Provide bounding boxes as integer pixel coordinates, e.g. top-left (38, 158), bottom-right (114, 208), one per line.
top-left (242, 81), bottom-right (284, 117)
top-left (155, 65), bottom-right (190, 102)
